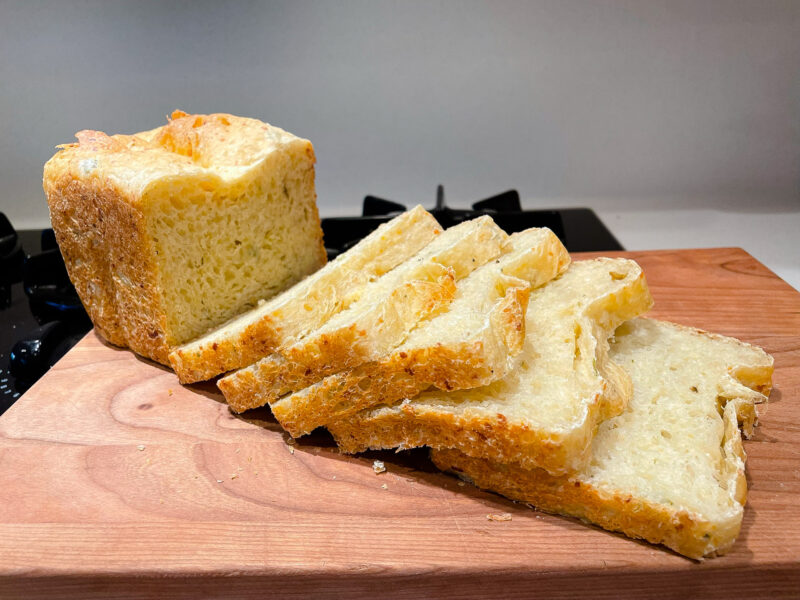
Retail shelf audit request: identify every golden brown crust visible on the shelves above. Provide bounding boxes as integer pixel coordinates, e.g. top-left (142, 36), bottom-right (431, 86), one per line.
top-left (329, 396), bottom-right (602, 474)
top-left (269, 283), bottom-right (532, 437)
top-left (430, 448), bottom-right (738, 560)
top-left (218, 270), bottom-right (458, 412)
top-left (168, 317), bottom-right (283, 383)
top-left (44, 165), bottom-right (172, 363)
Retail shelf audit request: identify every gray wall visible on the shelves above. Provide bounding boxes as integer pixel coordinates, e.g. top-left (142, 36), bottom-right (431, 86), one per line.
top-left (1, 0), bottom-right (798, 229)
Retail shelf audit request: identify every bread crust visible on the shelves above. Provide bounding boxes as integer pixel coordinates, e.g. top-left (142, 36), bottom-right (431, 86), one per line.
top-left (44, 158), bottom-right (171, 363)
top-left (330, 391), bottom-right (603, 474)
top-left (328, 259), bottom-right (653, 475)
top-left (432, 447), bottom-right (739, 560)
top-left (44, 112), bottom-right (326, 365)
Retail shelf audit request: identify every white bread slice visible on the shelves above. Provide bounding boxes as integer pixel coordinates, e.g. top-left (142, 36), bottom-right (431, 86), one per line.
top-left (328, 258), bottom-right (654, 475)
top-left (271, 228), bottom-right (570, 437)
top-left (432, 318), bottom-right (774, 560)
top-left (169, 205), bottom-right (441, 382)
top-left (219, 216), bottom-right (509, 412)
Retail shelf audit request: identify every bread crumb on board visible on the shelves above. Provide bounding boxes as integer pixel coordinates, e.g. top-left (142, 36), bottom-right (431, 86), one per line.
top-left (136, 444), bottom-right (146, 451)
top-left (486, 513), bottom-right (513, 522)
top-left (381, 483), bottom-right (388, 490)
top-left (373, 460), bottom-right (386, 474)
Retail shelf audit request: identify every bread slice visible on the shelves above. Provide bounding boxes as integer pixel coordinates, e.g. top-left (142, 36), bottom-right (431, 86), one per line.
top-left (271, 227), bottom-right (570, 437)
top-left (432, 318), bottom-right (774, 559)
top-left (219, 216), bottom-right (508, 413)
top-left (44, 111), bottom-right (327, 365)
top-left (169, 205), bottom-right (441, 382)
top-left (328, 258), bottom-right (654, 475)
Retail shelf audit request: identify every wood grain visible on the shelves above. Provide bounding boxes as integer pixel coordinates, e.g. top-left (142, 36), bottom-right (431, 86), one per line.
top-left (0, 248), bottom-right (798, 599)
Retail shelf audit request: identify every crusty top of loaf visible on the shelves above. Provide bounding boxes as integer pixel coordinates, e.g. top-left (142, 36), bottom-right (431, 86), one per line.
top-left (43, 110), bottom-right (312, 199)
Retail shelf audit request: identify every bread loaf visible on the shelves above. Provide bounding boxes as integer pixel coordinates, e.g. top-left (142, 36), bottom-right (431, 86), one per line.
top-left (44, 111), bottom-right (326, 364)
top-left (432, 318), bottom-right (774, 559)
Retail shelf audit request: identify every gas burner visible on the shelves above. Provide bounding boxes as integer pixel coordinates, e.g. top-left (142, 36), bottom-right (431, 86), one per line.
top-left (0, 212), bottom-right (24, 310)
top-left (0, 215), bottom-right (91, 412)
top-left (321, 186), bottom-right (621, 258)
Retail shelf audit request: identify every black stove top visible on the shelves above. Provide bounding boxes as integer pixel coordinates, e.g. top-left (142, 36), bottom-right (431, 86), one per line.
top-left (0, 187), bottom-right (622, 416)
top-left (322, 186), bottom-right (622, 257)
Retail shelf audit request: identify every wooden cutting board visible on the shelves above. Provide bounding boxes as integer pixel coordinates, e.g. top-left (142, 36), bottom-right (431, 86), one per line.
top-left (0, 248), bottom-right (798, 599)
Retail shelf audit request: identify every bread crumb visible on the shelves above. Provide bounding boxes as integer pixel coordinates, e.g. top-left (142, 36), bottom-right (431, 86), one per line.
top-left (168, 389), bottom-right (173, 396)
top-left (457, 481), bottom-right (466, 487)
top-left (486, 513), bottom-right (512, 522)
top-left (288, 446), bottom-right (295, 454)
top-left (235, 448), bottom-right (240, 454)
top-left (286, 437), bottom-right (296, 445)
top-left (332, 475), bottom-right (337, 480)
top-left (136, 444), bottom-right (146, 451)
top-left (381, 483), bottom-right (388, 490)
top-left (373, 460), bottom-right (386, 474)
top-left (216, 479), bottom-right (223, 483)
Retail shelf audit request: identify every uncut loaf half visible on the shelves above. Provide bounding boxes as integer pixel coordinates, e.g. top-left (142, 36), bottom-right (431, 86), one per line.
top-left (43, 111), bottom-right (326, 365)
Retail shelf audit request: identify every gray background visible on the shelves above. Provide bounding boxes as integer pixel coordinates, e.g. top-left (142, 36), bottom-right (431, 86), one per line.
top-left (1, 0), bottom-right (798, 285)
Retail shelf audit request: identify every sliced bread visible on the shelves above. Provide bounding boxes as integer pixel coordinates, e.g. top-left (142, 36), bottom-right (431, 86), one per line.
top-left (169, 205), bottom-right (442, 382)
top-left (328, 258), bottom-right (654, 475)
top-left (271, 227), bottom-right (570, 437)
top-left (219, 216), bottom-right (509, 413)
top-left (432, 318), bottom-right (774, 559)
